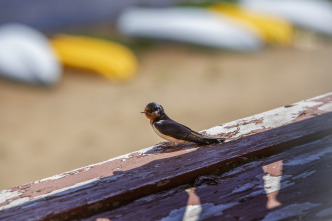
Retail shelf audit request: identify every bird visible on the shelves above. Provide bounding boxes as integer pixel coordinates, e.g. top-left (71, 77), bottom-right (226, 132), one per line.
top-left (141, 102), bottom-right (225, 147)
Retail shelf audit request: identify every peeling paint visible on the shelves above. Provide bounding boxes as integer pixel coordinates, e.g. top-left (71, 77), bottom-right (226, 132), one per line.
top-left (312, 93), bottom-right (332, 101)
top-left (0, 189), bottom-right (31, 211)
top-left (203, 93), bottom-right (331, 138)
top-left (34, 177), bottom-right (100, 200)
top-left (160, 202), bottom-right (237, 221)
top-left (0, 189), bottom-right (21, 204)
top-left (262, 202), bottom-right (321, 221)
top-left (0, 144), bottom-right (158, 209)
top-left (1, 197), bottom-right (30, 211)
top-left (318, 103), bottom-right (332, 111)
top-left (263, 174), bottom-right (281, 194)
top-left (37, 174), bottom-right (67, 183)
top-left (203, 125), bottom-right (237, 137)
top-left (183, 205), bottom-right (202, 221)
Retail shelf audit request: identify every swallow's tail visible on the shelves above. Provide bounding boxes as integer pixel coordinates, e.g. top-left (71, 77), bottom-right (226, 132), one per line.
top-left (187, 132), bottom-right (225, 145)
top-left (201, 136), bottom-right (226, 144)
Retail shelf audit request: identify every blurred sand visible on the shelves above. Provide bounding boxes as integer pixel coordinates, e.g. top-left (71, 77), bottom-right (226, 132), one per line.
top-left (0, 41), bottom-right (332, 189)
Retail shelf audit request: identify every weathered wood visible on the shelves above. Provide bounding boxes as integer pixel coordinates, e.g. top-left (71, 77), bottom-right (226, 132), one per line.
top-left (85, 136), bottom-right (332, 221)
top-left (85, 135), bottom-right (332, 221)
top-left (0, 93), bottom-right (331, 220)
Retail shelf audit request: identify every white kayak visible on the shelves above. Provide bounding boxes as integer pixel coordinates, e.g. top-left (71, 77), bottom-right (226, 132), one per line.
top-left (0, 24), bottom-right (61, 85)
top-left (241, 0), bottom-right (332, 36)
top-left (117, 7), bottom-right (263, 51)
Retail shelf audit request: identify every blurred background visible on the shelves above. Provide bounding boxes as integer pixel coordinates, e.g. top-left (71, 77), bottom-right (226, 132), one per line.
top-left (0, 0), bottom-right (332, 189)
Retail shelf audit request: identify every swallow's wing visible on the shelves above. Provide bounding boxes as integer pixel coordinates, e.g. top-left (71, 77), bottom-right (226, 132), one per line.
top-left (153, 119), bottom-right (193, 140)
top-left (154, 118), bottom-right (225, 144)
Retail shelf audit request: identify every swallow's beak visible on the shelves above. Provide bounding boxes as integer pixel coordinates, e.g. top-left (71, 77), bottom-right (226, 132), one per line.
top-left (141, 111), bottom-right (146, 113)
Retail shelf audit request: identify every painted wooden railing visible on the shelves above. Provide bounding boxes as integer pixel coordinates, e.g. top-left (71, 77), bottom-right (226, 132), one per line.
top-left (1, 93), bottom-right (332, 220)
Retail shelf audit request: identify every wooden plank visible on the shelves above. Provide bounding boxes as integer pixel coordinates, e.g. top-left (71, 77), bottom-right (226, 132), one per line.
top-left (0, 93), bottom-right (331, 220)
top-left (85, 135), bottom-right (332, 220)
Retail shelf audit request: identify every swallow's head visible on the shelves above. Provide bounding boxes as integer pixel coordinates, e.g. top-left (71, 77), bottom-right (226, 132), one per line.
top-left (141, 102), bottom-right (164, 120)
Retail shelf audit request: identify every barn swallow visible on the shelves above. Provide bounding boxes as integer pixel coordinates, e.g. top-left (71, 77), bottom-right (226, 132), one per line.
top-left (141, 102), bottom-right (225, 146)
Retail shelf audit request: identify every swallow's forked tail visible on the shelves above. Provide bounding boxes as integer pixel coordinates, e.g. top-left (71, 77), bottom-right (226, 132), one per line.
top-left (201, 136), bottom-right (226, 145)
top-left (187, 131), bottom-right (226, 145)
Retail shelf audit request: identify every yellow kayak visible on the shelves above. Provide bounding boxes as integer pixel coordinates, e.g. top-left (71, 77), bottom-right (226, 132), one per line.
top-left (50, 34), bottom-right (137, 81)
top-left (209, 4), bottom-right (293, 45)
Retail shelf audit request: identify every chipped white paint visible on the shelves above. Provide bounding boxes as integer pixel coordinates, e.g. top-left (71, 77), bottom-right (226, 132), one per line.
top-left (34, 177), bottom-right (100, 201)
top-left (57, 143), bottom-right (158, 174)
top-left (35, 166), bottom-right (96, 184)
top-left (1, 196), bottom-right (30, 211)
top-left (24, 174), bottom-right (121, 207)
top-left (203, 125), bottom-right (237, 137)
top-left (0, 189), bottom-right (21, 204)
top-left (0, 175), bottom-right (128, 211)
top-left (263, 174), bottom-right (281, 194)
top-left (37, 174), bottom-right (67, 183)
top-left (262, 202), bottom-right (321, 221)
top-left (161, 202), bottom-right (237, 221)
top-left (223, 163), bottom-right (297, 202)
top-left (183, 205), bottom-right (202, 221)
top-left (0, 189), bottom-right (30, 211)
top-left (26, 144), bottom-right (159, 187)
top-left (312, 92), bottom-right (332, 100)
top-left (184, 147), bottom-right (197, 152)
top-left (318, 103), bottom-right (332, 111)
top-left (111, 145), bottom-right (157, 159)
top-left (204, 93), bottom-right (332, 137)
